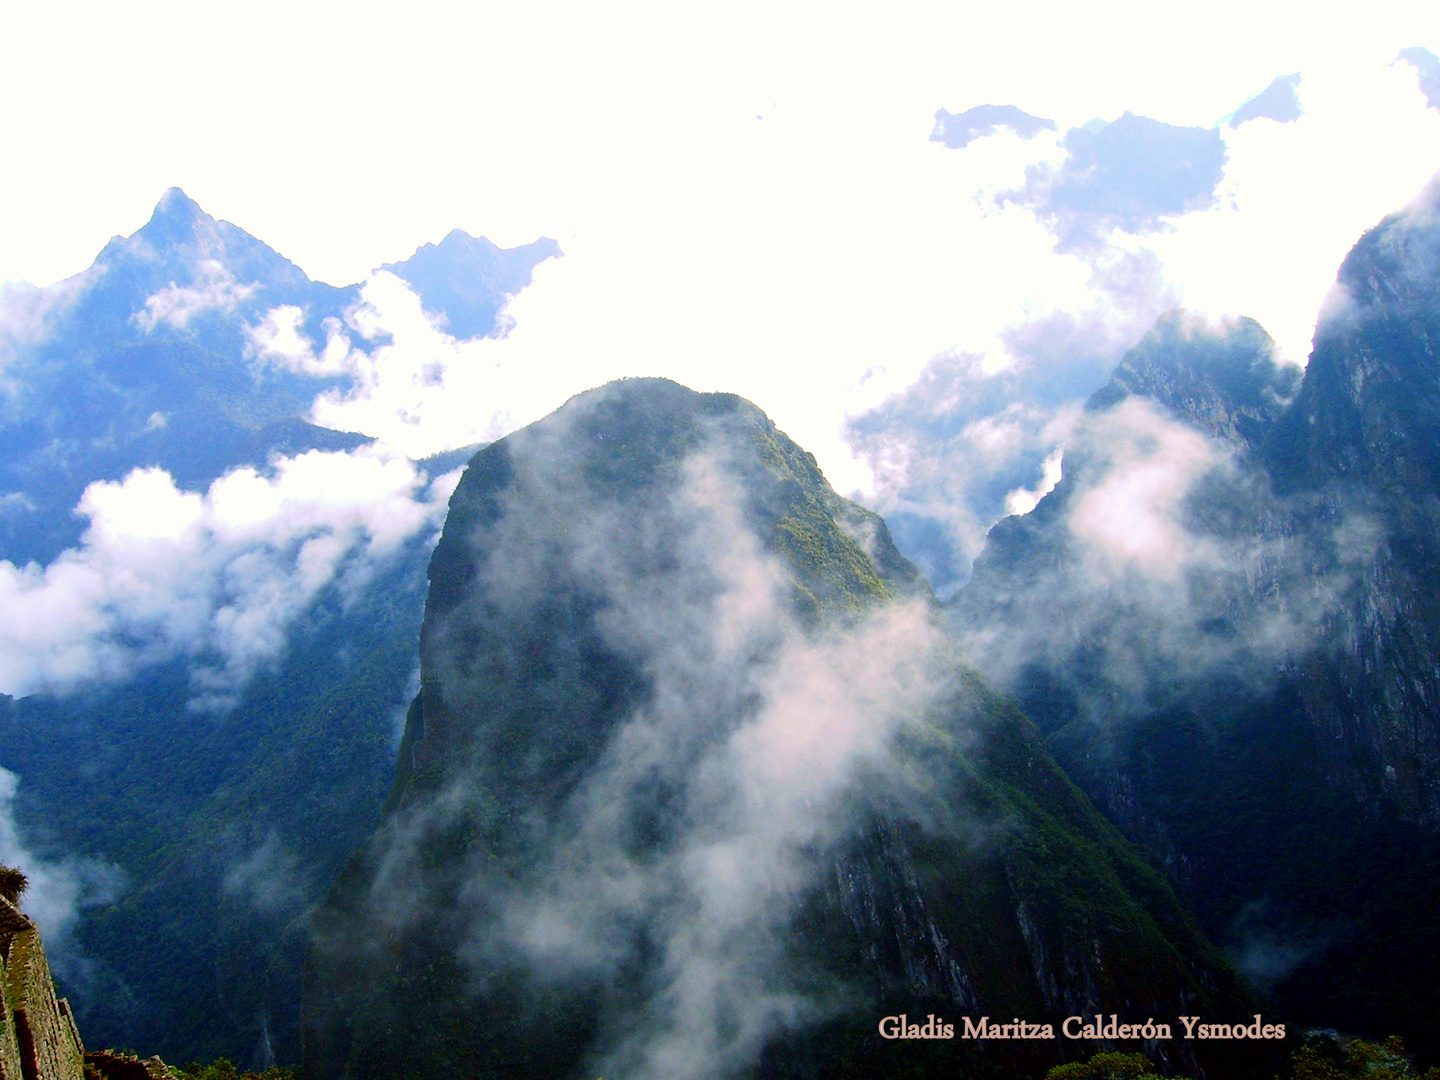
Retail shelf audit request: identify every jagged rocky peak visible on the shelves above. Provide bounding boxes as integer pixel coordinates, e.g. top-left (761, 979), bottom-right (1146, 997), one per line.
top-left (1087, 309), bottom-right (1300, 451)
top-left (1324, 174), bottom-right (1440, 316)
top-left (305, 377), bottom-right (1252, 1080)
top-left (106, 186), bottom-right (238, 265)
top-left (95, 187), bottom-right (318, 295)
top-left (139, 187), bottom-right (212, 244)
top-left (1271, 173), bottom-right (1440, 490)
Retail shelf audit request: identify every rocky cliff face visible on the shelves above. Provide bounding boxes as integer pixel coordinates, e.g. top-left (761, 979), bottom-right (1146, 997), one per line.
top-left (952, 179), bottom-right (1440, 1057)
top-left (304, 379), bottom-right (1254, 1080)
top-left (1265, 183), bottom-right (1440, 826)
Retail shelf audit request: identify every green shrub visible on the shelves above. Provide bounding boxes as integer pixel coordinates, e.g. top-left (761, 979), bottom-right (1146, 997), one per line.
top-left (173, 1059), bottom-right (296, 1080)
top-left (1290, 1035), bottom-right (1440, 1080)
top-left (1046, 1050), bottom-right (1162, 1080)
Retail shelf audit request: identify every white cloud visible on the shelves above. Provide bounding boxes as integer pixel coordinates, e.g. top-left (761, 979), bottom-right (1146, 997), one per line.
top-left (1004, 448), bottom-right (1063, 517)
top-left (133, 259), bottom-right (258, 332)
top-left (0, 10), bottom-right (1436, 596)
top-left (247, 304), bottom-right (354, 376)
top-left (301, 272), bottom-right (525, 458)
top-left (1148, 59), bottom-right (1440, 365)
top-left (0, 273), bottom-right (90, 381)
top-left (0, 447), bottom-right (460, 705)
top-left (252, 51), bottom-right (1440, 568)
top-left (0, 767), bottom-right (124, 955)
top-left (1067, 399), bottom-right (1228, 582)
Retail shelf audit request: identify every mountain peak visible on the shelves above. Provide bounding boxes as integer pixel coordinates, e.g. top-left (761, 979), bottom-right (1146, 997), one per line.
top-left (1271, 172), bottom-right (1440, 490)
top-left (307, 376), bottom-right (1238, 1080)
top-left (1087, 308), bottom-right (1298, 449)
top-left (1324, 172), bottom-right (1440, 322)
top-left (143, 187), bottom-right (214, 240)
top-left (382, 230), bottom-right (561, 339)
top-left (155, 186), bottom-right (203, 216)
top-left (106, 186), bottom-right (233, 264)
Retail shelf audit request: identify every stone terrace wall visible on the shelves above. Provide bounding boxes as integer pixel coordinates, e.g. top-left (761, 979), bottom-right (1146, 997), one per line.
top-left (0, 894), bottom-right (84, 1080)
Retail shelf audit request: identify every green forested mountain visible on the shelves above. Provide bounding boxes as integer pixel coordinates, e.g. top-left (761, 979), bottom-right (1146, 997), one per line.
top-left (0, 452), bottom-right (458, 1065)
top-left (305, 379), bottom-right (1257, 1080)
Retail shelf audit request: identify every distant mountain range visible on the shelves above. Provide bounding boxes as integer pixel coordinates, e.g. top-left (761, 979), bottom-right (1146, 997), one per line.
top-left (0, 187), bottom-right (555, 565)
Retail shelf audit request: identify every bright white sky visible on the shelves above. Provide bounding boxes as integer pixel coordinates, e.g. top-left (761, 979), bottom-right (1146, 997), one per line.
top-left (2, 1), bottom-right (1440, 492)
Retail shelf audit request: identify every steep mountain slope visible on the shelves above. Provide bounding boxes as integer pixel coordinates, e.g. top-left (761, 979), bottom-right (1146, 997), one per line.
top-left (305, 379), bottom-right (1255, 1080)
top-left (1266, 182), bottom-right (1440, 824)
top-left (952, 179), bottom-right (1440, 1059)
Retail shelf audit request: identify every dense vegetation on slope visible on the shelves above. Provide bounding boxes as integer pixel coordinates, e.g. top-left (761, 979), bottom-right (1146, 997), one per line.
top-left (0, 527), bottom-right (429, 1063)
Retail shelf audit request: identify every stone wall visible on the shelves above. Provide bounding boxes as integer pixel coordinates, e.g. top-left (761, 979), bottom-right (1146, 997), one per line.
top-left (0, 893), bottom-right (84, 1080)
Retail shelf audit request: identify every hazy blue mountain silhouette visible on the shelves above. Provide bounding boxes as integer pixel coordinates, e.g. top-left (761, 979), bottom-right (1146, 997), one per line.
top-left (0, 189), bottom-right (556, 564)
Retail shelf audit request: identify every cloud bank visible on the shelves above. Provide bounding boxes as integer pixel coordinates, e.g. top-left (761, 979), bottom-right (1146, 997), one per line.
top-left (0, 447), bottom-right (459, 707)
top-left (846, 54), bottom-right (1439, 588)
top-left (240, 272), bottom-right (523, 458)
top-left (134, 259), bottom-right (260, 332)
top-left (846, 248), bottom-right (1181, 591)
top-left (954, 390), bottom-right (1375, 725)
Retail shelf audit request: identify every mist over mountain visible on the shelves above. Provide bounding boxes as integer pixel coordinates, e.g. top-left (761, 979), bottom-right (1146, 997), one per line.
top-left (952, 174), bottom-right (1440, 1058)
top-left (305, 379), bottom-right (1256, 1080)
